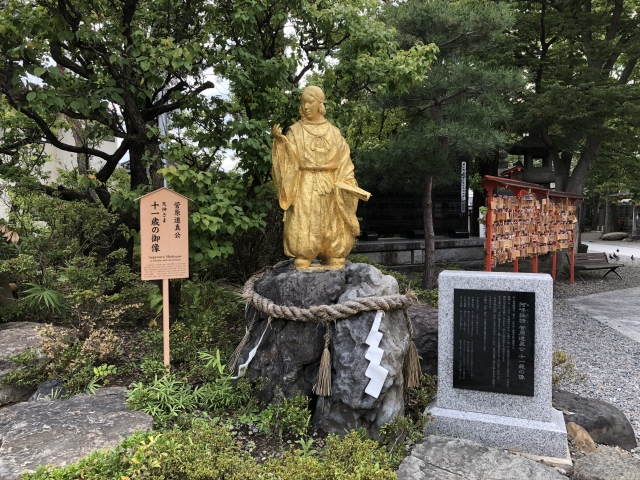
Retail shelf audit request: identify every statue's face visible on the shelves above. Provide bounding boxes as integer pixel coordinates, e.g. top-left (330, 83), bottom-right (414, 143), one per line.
top-left (301, 91), bottom-right (323, 121)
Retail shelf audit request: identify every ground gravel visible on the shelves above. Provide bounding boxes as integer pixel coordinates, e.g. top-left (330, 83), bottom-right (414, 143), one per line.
top-left (553, 233), bottom-right (640, 451)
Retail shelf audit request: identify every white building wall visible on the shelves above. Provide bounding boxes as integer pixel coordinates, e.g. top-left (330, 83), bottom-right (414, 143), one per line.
top-left (0, 132), bottom-right (118, 220)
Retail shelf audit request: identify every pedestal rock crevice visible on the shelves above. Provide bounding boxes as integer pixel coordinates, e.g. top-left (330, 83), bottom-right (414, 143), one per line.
top-left (233, 260), bottom-right (410, 438)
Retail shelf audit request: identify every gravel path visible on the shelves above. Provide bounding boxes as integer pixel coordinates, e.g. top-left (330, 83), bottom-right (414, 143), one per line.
top-left (553, 239), bottom-right (640, 447)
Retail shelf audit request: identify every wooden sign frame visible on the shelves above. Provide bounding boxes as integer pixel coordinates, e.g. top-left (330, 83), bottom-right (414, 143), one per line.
top-left (138, 187), bottom-right (190, 368)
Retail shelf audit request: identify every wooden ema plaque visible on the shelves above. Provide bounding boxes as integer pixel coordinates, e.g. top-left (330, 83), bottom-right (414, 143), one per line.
top-left (488, 196), bottom-right (576, 269)
top-left (139, 188), bottom-right (189, 281)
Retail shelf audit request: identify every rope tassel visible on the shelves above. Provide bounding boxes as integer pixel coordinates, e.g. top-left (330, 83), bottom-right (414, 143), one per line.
top-left (313, 321), bottom-right (332, 396)
top-left (402, 308), bottom-right (422, 388)
top-left (228, 310), bottom-right (258, 373)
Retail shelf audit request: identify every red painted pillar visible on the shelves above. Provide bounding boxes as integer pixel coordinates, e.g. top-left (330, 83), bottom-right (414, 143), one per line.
top-left (514, 257), bottom-right (519, 272)
top-left (532, 255), bottom-right (538, 273)
top-left (552, 252), bottom-right (557, 281)
top-left (485, 189), bottom-right (494, 272)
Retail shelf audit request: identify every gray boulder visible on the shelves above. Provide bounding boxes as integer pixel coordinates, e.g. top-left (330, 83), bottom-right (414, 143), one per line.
top-left (397, 435), bottom-right (565, 480)
top-left (571, 446), bottom-right (640, 480)
top-left (28, 378), bottom-right (66, 402)
top-left (553, 389), bottom-right (637, 450)
top-left (0, 387), bottom-right (153, 480)
top-left (0, 322), bottom-right (70, 406)
top-left (601, 232), bottom-right (628, 241)
top-left (408, 303), bottom-right (438, 376)
top-left (236, 260), bottom-right (409, 438)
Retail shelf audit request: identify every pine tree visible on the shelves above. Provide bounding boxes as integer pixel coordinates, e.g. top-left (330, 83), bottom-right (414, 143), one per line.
top-left (356, 0), bottom-right (524, 288)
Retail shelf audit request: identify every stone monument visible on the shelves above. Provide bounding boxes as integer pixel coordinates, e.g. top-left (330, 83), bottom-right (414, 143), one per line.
top-left (425, 270), bottom-right (568, 459)
top-left (228, 87), bottom-right (419, 438)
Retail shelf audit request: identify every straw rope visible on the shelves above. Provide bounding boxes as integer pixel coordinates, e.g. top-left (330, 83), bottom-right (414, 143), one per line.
top-left (231, 262), bottom-right (422, 393)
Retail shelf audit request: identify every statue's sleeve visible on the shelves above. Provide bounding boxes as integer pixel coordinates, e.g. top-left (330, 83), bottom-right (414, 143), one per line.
top-left (334, 131), bottom-right (361, 236)
top-left (271, 128), bottom-right (299, 210)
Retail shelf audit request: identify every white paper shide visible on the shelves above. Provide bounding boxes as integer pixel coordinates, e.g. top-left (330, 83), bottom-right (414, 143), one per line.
top-left (364, 311), bottom-right (389, 398)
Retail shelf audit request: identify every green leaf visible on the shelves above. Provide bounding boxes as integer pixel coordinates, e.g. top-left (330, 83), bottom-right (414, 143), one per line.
top-left (26, 92), bottom-right (36, 101)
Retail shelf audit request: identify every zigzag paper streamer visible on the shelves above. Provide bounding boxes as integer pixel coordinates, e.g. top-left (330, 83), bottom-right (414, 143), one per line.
top-left (364, 310), bottom-right (389, 398)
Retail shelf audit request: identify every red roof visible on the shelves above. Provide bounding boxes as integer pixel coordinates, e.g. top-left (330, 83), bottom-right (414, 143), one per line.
top-left (481, 175), bottom-right (584, 200)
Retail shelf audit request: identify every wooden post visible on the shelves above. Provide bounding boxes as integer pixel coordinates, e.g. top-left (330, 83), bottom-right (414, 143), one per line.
top-left (552, 252), bottom-right (557, 281)
top-left (485, 189), bottom-right (493, 272)
top-left (532, 255), bottom-right (538, 273)
top-left (162, 278), bottom-right (170, 367)
top-left (514, 257), bottom-right (518, 272)
top-left (138, 187), bottom-right (190, 373)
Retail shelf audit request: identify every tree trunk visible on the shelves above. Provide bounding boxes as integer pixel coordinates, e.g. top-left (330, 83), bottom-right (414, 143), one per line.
top-left (148, 142), bottom-right (165, 189)
top-left (591, 193), bottom-right (600, 230)
top-left (422, 174), bottom-right (436, 290)
top-left (129, 142), bottom-right (149, 190)
top-left (168, 279), bottom-right (181, 324)
top-left (603, 200), bottom-right (618, 234)
top-left (566, 133), bottom-right (602, 194)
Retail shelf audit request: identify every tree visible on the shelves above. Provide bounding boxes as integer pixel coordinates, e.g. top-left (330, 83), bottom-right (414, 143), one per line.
top-left (1, 0), bottom-right (437, 321)
top-left (499, 0), bottom-right (640, 195)
top-left (351, 0), bottom-right (524, 289)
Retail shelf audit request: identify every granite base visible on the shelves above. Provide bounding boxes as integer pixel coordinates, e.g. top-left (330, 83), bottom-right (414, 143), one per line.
top-left (425, 402), bottom-right (568, 458)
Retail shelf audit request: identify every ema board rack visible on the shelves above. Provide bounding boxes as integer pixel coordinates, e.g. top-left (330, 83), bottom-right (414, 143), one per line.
top-left (481, 176), bottom-right (583, 284)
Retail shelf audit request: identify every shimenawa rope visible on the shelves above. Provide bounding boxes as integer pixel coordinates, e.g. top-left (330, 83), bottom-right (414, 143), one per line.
top-left (230, 263), bottom-right (422, 394)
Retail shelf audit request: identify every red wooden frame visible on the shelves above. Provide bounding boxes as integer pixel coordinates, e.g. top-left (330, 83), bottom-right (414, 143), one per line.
top-left (482, 175), bottom-right (583, 284)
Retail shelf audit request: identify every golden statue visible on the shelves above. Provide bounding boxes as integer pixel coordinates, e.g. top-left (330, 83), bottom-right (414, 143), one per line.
top-left (271, 86), bottom-right (370, 270)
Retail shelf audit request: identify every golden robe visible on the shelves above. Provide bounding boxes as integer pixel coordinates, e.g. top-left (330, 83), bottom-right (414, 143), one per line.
top-left (271, 118), bottom-right (360, 261)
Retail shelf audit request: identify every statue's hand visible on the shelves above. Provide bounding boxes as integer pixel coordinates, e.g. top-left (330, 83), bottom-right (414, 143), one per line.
top-left (272, 124), bottom-right (287, 143)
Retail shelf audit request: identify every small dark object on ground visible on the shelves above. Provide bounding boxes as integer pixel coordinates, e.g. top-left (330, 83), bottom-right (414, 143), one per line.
top-left (28, 378), bottom-right (67, 401)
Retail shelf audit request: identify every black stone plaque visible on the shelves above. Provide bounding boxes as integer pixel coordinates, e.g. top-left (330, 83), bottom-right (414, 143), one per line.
top-left (453, 289), bottom-right (535, 396)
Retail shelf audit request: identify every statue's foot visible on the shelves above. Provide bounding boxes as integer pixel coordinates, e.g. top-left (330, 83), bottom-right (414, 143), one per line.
top-left (321, 257), bottom-right (346, 268)
top-left (294, 257), bottom-right (312, 269)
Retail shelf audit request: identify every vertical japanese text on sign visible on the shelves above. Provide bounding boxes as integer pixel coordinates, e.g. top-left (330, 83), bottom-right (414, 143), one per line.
top-left (139, 188), bottom-right (189, 281)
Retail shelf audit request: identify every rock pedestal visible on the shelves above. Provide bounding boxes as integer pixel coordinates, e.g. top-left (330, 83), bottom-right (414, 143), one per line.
top-left (235, 260), bottom-right (410, 438)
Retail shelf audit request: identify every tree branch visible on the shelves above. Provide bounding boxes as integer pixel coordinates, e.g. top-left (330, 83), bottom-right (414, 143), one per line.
top-left (618, 57), bottom-right (637, 84)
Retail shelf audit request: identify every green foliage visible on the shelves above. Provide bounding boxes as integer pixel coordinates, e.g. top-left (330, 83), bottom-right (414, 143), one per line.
top-left (25, 422), bottom-right (398, 480)
top-left (160, 165), bottom-right (268, 265)
top-left (126, 375), bottom-right (199, 425)
top-left (380, 414), bottom-right (431, 467)
top-left (85, 364), bottom-right (117, 395)
top-left (494, 0), bottom-right (640, 194)
top-left (350, 0), bottom-right (523, 192)
top-left (378, 373), bottom-right (437, 467)
top-left (258, 395), bottom-right (312, 440)
top-left (126, 350), bottom-right (253, 428)
top-left (0, 325), bottom-right (121, 394)
top-left (21, 282), bottom-right (66, 318)
top-left (405, 374), bottom-right (437, 414)
top-left (552, 350), bottom-right (582, 388)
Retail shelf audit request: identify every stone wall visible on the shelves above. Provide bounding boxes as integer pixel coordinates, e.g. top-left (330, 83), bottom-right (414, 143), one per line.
top-left (351, 237), bottom-right (485, 271)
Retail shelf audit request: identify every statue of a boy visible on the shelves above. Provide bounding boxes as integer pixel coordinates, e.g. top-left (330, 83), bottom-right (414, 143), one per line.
top-left (271, 86), bottom-right (370, 270)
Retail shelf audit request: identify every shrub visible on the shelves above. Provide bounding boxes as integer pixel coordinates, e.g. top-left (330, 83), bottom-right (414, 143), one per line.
top-left (552, 349), bottom-right (584, 387)
top-left (24, 422), bottom-right (398, 480)
top-left (257, 394), bottom-right (312, 440)
top-left (126, 350), bottom-right (254, 428)
top-left (0, 325), bottom-right (121, 394)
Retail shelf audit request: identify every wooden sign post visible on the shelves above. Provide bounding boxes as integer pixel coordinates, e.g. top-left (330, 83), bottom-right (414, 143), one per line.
top-left (138, 187), bottom-right (190, 368)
